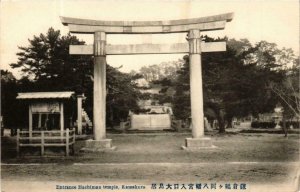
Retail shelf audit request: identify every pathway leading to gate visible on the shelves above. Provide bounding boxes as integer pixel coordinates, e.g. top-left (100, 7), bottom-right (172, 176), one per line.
top-left (2, 133), bottom-right (299, 189)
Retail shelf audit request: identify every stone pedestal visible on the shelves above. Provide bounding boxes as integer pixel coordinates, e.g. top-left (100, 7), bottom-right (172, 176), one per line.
top-left (182, 137), bottom-right (216, 151)
top-left (81, 139), bottom-right (116, 152)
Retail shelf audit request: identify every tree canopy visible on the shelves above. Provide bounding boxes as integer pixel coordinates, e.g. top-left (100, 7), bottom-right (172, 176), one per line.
top-left (8, 28), bottom-right (141, 128)
top-left (11, 27), bottom-right (93, 93)
top-left (171, 37), bottom-right (295, 133)
top-left (4, 28), bottom-right (298, 134)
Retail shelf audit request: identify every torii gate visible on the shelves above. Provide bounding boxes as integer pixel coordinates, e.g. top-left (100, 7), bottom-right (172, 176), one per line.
top-left (60, 12), bottom-right (233, 151)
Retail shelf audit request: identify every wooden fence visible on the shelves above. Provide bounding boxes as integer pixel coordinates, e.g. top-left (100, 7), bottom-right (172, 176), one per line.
top-left (16, 129), bottom-right (75, 156)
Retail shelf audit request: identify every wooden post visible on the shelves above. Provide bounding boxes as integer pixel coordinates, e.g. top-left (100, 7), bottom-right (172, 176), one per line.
top-left (188, 29), bottom-right (204, 138)
top-left (77, 95), bottom-right (83, 135)
top-left (29, 105), bottom-right (32, 139)
top-left (66, 128), bottom-right (69, 156)
top-left (60, 102), bottom-right (64, 131)
top-left (16, 129), bottom-right (20, 157)
top-left (120, 122), bottom-right (124, 130)
top-left (44, 114), bottom-right (48, 128)
top-left (41, 131), bottom-right (44, 156)
top-left (93, 31), bottom-right (106, 140)
top-left (72, 129), bottom-right (75, 155)
top-left (69, 117), bottom-right (73, 128)
top-left (38, 113), bottom-right (42, 128)
top-left (60, 102), bottom-right (64, 141)
top-left (178, 120), bottom-right (182, 131)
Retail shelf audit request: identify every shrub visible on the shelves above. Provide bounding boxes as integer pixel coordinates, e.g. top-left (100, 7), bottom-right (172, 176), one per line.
top-left (251, 121), bottom-right (276, 129)
top-left (251, 121), bottom-right (260, 128)
top-left (279, 121), bottom-right (300, 129)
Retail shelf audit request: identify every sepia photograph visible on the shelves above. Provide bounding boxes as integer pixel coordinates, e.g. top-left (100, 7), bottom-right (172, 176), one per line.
top-left (0, 0), bottom-right (299, 191)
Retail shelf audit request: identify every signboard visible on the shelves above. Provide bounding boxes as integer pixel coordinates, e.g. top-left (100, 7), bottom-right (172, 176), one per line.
top-left (31, 102), bottom-right (60, 113)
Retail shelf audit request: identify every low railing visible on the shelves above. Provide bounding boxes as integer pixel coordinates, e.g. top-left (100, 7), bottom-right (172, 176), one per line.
top-left (16, 129), bottom-right (75, 156)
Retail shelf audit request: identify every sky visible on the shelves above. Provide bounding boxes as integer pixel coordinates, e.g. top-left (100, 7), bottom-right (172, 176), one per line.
top-left (0, 0), bottom-right (299, 78)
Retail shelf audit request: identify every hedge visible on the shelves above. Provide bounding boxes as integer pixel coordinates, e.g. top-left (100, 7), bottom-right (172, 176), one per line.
top-left (251, 121), bottom-right (300, 129)
top-left (279, 121), bottom-right (300, 129)
top-left (251, 121), bottom-right (276, 129)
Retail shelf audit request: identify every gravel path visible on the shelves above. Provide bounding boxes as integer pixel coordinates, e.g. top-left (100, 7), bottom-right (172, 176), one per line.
top-left (1, 132), bottom-right (299, 192)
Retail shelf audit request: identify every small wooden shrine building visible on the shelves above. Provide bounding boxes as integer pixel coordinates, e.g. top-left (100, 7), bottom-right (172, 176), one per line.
top-left (16, 92), bottom-right (75, 134)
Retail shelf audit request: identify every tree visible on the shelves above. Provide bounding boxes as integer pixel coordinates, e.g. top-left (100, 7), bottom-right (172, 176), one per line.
top-left (173, 37), bottom-right (289, 133)
top-left (106, 65), bottom-right (141, 128)
top-left (1, 70), bottom-right (27, 128)
top-left (135, 59), bottom-right (184, 109)
top-left (10, 27), bottom-right (93, 93)
top-left (173, 55), bottom-right (191, 120)
top-left (139, 60), bottom-right (184, 82)
top-left (244, 41), bottom-right (296, 70)
top-left (269, 62), bottom-right (300, 136)
top-left (202, 38), bottom-right (288, 132)
top-left (9, 28), bottom-right (141, 129)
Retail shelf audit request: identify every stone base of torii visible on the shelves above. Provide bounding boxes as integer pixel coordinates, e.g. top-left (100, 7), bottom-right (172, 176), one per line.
top-left (81, 139), bottom-right (116, 152)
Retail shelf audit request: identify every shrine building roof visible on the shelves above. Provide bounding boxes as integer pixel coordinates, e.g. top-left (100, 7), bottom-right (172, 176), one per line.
top-left (17, 92), bottom-right (74, 100)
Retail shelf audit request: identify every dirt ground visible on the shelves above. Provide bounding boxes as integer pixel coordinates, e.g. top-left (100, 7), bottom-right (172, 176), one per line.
top-left (1, 131), bottom-right (300, 192)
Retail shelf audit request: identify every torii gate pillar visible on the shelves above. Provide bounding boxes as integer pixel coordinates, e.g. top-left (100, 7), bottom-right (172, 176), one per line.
top-left (82, 31), bottom-right (116, 152)
top-left (182, 29), bottom-right (214, 150)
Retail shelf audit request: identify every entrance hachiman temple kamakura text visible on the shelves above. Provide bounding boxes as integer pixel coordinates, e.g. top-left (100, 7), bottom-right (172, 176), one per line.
top-left (60, 12), bottom-right (234, 151)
